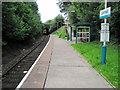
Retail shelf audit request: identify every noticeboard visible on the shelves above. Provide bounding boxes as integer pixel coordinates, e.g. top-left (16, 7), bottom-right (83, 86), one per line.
top-left (100, 31), bottom-right (110, 42)
top-left (101, 23), bottom-right (109, 31)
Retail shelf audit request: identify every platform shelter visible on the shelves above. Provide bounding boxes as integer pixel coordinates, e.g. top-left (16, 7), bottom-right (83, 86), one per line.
top-left (74, 22), bottom-right (92, 43)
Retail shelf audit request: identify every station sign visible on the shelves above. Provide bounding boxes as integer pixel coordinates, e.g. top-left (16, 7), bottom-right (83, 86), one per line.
top-left (100, 7), bottom-right (111, 19)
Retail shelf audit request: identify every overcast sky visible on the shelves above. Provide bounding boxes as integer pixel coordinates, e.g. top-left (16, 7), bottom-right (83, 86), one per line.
top-left (36, 0), bottom-right (61, 23)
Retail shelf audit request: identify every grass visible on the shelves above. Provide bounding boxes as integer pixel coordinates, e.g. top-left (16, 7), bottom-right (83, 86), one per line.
top-left (71, 41), bottom-right (119, 88)
top-left (52, 26), bottom-right (67, 40)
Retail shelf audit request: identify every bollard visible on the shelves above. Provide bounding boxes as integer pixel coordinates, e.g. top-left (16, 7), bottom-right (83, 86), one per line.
top-left (101, 45), bottom-right (107, 64)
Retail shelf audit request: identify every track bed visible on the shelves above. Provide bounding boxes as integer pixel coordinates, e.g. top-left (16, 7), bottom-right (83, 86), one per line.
top-left (2, 35), bottom-right (49, 89)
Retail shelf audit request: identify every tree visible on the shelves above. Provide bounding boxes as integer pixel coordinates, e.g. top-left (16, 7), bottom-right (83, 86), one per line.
top-left (57, 1), bottom-right (120, 42)
top-left (2, 2), bottom-right (43, 43)
top-left (45, 14), bottom-right (64, 33)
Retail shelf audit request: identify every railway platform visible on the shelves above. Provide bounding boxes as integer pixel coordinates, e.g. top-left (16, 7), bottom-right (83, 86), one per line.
top-left (16, 35), bottom-right (114, 89)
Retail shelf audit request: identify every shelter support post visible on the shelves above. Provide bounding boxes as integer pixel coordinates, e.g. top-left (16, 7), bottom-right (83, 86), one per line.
top-left (76, 27), bottom-right (78, 44)
top-left (70, 26), bottom-right (72, 41)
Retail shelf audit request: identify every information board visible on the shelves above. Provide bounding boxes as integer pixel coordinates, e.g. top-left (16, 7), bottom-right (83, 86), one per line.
top-left (100, 31), bottom-right (110, 42)
top-left (101, 23), bottom-right (109, 31)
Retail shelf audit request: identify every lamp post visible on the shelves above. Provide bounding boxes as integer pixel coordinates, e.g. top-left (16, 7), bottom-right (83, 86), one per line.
top-left (66, 10), bottom-right (75, 41)
top-left (69, 10), bottom-right (75, 41)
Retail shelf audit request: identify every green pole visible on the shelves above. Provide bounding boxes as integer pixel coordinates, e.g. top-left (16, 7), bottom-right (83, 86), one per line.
top-left (70, 26), bottom-right (72, 41)
top-left (76, 27), bottom-right (78, 44)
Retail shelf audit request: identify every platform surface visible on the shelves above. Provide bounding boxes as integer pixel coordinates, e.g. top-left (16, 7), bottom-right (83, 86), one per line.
top-left (45, 35), bottom-right (113, 88)
top-left (19, 35), bottom-right (114, 89)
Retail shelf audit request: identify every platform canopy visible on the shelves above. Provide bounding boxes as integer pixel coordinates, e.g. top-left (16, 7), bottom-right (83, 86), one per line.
top-left (74, 22), bottom-right (92, 26)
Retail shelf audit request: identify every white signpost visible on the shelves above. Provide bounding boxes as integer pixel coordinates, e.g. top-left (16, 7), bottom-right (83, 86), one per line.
top-left (100, 0), bottom-right (111, 64)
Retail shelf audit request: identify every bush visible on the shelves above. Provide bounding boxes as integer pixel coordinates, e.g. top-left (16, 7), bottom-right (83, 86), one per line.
top-left (2, 2), bottom-right (43, 42)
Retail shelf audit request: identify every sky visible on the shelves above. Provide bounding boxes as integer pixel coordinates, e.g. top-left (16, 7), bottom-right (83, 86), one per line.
top-left (36, 0), bottom-right (61, 23)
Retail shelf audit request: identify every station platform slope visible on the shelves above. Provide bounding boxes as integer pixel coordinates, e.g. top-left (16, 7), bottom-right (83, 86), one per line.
top-left (17, 35), bottom-right (113, 89)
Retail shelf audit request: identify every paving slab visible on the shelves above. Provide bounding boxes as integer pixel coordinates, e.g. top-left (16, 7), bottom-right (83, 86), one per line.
top-left (45, 66), bottom-right (112, 88)
top-left (45, 35), bottom-right (113, 88)
top-left (18, 36), bottom-right (54, 88)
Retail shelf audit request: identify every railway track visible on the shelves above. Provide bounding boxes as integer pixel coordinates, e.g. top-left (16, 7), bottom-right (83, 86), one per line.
top-left (2, 35), bottom-right (49, 89)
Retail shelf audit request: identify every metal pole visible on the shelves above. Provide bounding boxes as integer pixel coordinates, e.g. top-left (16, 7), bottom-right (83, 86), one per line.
top-left (104, 0), bottom-right (107, 45)
top-left (70, 26), bottom-right (72, 41)
top-left (76, 27), bottom-right (78, 44)
top-left (89, 27), bottom-right (90, 42)
top-left (57, 22), bottom-right (58, 30)
top-left (67, 24), bottom-right (69, 41)
top-left (102, 0), bottom-right (107, 64)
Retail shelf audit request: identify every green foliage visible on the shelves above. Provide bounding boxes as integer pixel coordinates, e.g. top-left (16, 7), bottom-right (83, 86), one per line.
top-left (52, 26), bottom-right (67, 40)
top-left (2, 2), bottom-right (42, 42)
top-left (45, 14), bottom-right (64, 33)
top-left (58, 2), bottom-right (120, 42)
top-left (0, 41), bottom-right (7, 46)
top-left (71, 25), bottom-right (76, 30)
top-left (71, 42), bottom-right (119, 88)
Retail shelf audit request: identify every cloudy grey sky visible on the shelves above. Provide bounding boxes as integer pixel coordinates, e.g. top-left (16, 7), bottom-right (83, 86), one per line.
top-left (36, 0), bottom-right (61, 23)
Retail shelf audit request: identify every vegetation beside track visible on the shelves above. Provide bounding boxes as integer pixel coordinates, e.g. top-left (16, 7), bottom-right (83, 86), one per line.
top-left (2, 2), bottom-right (43, 45)
top-left (45, 15), bottom-right (64, 34)
top-left (52, 26), bottom-right (67, 40)
top-left (71, 42), bottom-right (119, 88)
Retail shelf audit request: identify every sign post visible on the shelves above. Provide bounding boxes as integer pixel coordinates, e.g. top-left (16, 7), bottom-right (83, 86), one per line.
top-left (100, 0), bottom-right (111, 64)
